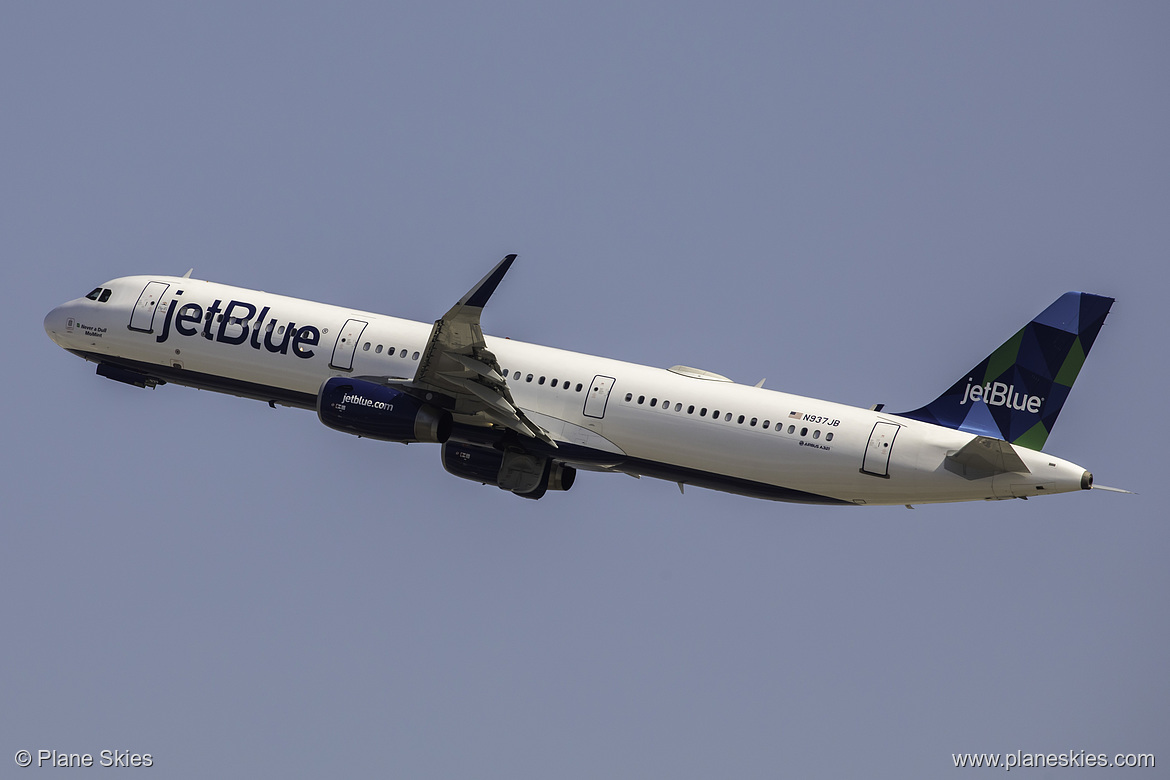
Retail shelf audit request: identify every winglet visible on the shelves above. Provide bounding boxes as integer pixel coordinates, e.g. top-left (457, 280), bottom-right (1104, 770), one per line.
top-left (458, 254), bottom-right (516, 310)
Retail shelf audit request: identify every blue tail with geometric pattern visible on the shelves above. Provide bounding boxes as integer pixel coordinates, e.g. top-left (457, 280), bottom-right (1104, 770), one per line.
top-left (897, 292), bottom-right (1114, 451)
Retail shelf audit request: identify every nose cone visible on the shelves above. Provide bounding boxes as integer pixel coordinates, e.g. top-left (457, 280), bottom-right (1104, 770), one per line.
top-left (44, 303), bottom-right (72, 346)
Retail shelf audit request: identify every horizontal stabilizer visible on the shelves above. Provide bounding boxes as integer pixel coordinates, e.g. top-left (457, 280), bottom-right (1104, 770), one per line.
top-left (944, 436), bottom-right (1030, 480)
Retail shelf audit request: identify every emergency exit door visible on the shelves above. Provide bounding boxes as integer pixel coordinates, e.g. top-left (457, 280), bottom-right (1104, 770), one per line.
top-left (583, 375), bottom-right (616, 419)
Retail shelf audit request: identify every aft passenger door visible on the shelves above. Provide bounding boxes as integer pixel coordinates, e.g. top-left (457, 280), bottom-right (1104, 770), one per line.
top-left (861, 421), bottom-right (900, 478)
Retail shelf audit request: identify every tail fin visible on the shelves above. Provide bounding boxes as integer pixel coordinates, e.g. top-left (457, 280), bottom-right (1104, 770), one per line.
top-left (898, 292), bottom-right (1114, 451)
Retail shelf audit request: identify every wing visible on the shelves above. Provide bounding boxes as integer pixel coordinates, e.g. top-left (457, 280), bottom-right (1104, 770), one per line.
top-left (407, 255), bottom-right (556, 446)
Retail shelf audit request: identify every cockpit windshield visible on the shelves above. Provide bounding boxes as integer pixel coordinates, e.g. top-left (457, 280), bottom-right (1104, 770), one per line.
top-left (85, 287), bottom-right (112, 303)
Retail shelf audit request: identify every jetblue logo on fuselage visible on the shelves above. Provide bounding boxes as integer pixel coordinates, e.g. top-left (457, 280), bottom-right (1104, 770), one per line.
top-left (960, 379), bottom-right (1043, 413)
top-left (155, 298), bottom-right (320, 359)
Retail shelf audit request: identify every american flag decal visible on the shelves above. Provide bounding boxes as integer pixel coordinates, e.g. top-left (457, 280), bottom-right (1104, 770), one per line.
top-left (789, 411), bottom-right (802, 419)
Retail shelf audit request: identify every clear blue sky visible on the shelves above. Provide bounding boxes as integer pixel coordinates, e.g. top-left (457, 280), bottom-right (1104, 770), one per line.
top-left (3, 3), bottom-right (1166, 777)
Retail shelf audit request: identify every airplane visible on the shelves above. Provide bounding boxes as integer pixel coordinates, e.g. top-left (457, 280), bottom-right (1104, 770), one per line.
top-left (44, 255), bottom-right (1126, 505)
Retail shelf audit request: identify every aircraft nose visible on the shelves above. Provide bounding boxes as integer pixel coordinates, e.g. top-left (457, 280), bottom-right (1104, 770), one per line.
top-left (44, 304), bottom-right (71, 345)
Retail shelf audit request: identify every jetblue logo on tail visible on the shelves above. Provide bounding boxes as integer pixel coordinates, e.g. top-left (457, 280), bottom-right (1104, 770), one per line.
top-left (896, 291), bottom-right (1114, 451)
top-left (959, 379), bottom-right (1043, 414)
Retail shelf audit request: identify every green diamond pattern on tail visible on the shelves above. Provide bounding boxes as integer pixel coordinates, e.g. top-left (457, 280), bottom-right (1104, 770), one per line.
top-left (982, 328), bottom-right (1024, 386)
top-left (898, 292), bottom-right (1114, 451)
top-left (1054, 337), bottom-right (1087, 387)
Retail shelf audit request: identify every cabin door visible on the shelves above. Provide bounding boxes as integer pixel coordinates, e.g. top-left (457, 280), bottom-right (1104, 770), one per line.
top-left (583, 375), bottom-right (616, 419)
top-left (128, 281), bottom-right (170, 333)
top-left (330, 319), bottom-right (368, 371)
top-left (861, 421), bottom-right (900, 478)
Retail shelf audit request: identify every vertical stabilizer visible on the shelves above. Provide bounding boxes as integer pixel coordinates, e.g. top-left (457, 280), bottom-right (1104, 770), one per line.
top-left (897, 292), bottom-right (1113, 450)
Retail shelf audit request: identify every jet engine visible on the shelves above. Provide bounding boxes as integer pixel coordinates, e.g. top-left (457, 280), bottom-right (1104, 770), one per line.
top-left (441, 441), bottom-right (576, 499)
top-left (317, 377), bottom-right (451, 443)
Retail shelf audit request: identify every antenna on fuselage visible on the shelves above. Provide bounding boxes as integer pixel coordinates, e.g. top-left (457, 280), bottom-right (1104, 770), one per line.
top-left (182, 269), bottom-right (193, 279)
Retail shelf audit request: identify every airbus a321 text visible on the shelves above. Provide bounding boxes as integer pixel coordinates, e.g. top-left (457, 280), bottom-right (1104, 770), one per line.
top-left (44, 256), bottom-right (1128, 505)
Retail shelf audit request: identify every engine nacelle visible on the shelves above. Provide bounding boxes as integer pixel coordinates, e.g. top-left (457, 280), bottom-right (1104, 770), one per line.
top-left (441, 441), bottom-right (576, 498)
top-left (318, 377), bottom-right (451, 443)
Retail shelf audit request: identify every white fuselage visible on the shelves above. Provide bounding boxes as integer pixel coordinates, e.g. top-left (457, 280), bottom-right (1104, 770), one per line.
top-left (44, 275), bottom-right (1092, 505)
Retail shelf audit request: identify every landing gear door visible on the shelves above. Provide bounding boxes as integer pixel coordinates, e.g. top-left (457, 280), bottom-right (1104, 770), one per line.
top-left (583, 375), bottom-right (616, 419)
top-left (330, 319), bottom-right (368, 371)
top-left (128, 281), bottom-right (170, 333)
top-left (861, 421), bottom-right (900, 478)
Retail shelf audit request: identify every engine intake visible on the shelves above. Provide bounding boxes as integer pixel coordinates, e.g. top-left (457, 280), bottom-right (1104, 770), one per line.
top-left (318, 377), bottom-right (451, 443)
